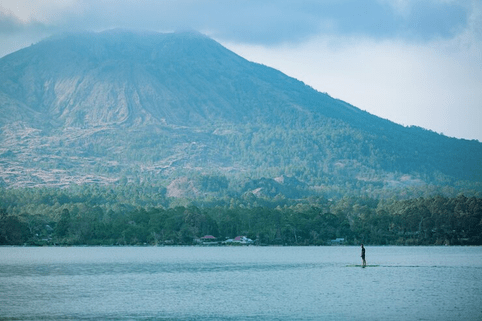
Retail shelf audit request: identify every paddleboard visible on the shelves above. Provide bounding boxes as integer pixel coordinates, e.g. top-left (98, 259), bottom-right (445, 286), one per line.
top-left (346, 264), bottom-right (380, 267)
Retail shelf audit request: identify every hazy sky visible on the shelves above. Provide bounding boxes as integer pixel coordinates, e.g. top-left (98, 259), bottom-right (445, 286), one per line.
top-left (1, 0), bottom-right (481, 141)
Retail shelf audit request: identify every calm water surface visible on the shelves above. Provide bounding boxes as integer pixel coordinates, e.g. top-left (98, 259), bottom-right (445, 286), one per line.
top-left (1, 246), bottom-right (481, 320)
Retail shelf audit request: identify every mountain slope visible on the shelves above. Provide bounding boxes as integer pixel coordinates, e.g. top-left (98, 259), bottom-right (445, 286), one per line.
top-left (0, 30), bottom-right (377, 128)
top-left (0, 30), bottom-right (481, 196)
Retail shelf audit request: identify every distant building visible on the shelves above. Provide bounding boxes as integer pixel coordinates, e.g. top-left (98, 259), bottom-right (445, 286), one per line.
top-left (330, 238), bottom-right (345, 245)
top-left (199, 235), bottom-right (218, 245)
top-left (225, 236), bottom-right (254, 245)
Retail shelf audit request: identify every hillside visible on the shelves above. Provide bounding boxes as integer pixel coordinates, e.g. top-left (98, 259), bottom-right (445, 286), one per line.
top-left (0, 30), bottom-right (481, 198)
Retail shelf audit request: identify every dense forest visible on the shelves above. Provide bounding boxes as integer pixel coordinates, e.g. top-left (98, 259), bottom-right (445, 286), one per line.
top-left (1, 185), bottom-right (481, 246)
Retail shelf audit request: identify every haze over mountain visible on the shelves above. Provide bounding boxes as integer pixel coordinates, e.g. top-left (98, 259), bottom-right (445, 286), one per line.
top-left (0, 30), bottom-right (481, 198)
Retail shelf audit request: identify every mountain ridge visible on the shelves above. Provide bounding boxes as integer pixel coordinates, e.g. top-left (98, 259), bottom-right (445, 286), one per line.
top-left (0, 30), bottom-right (481, 197)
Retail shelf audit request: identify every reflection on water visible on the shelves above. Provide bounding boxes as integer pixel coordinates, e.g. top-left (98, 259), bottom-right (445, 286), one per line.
top-left (1, 246), bottom-right (481, 320)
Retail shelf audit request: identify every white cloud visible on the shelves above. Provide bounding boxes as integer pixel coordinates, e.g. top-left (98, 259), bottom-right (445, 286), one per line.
top-left (377, 0), bottom-right (412, 16)
top-left (0, 0), bottom-right (82, 23)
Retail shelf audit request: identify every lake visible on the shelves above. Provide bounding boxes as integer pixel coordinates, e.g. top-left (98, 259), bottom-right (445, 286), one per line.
top-left (1, 246), bottom-right (481, 320)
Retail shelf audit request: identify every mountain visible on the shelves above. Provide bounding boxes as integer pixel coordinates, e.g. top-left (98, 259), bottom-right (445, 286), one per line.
top-left (0, 30), bottom-right (481, 198)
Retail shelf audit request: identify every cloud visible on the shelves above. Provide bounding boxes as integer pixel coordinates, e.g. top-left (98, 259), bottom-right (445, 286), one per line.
top-left (0, 0), bottom-right (472, 47)
top-left (0, 11), bottom-right (25, 34)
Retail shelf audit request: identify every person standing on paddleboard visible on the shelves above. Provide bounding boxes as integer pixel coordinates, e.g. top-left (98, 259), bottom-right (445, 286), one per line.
top-left (361, 244), bottom-right (366, 267)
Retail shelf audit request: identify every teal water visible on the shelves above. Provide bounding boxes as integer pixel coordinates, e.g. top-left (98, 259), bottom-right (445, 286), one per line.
top-left (1, 246), bottom-right (481, 320)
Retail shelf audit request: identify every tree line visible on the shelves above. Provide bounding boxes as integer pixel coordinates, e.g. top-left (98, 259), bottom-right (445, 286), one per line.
top-left (1, 189), bottom-right (480, 246)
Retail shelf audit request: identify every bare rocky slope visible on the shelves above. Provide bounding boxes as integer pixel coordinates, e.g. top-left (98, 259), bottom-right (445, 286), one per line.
top-left (0, 30), bottom-right (481, 198)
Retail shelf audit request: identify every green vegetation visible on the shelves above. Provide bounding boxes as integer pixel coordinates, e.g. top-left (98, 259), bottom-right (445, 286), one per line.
top-left (1, 31), bottom-right (481, 196)
top-left (1, 185), bottom-right (480, 246)
top-left (1, 32), bottom-right (481, 247)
